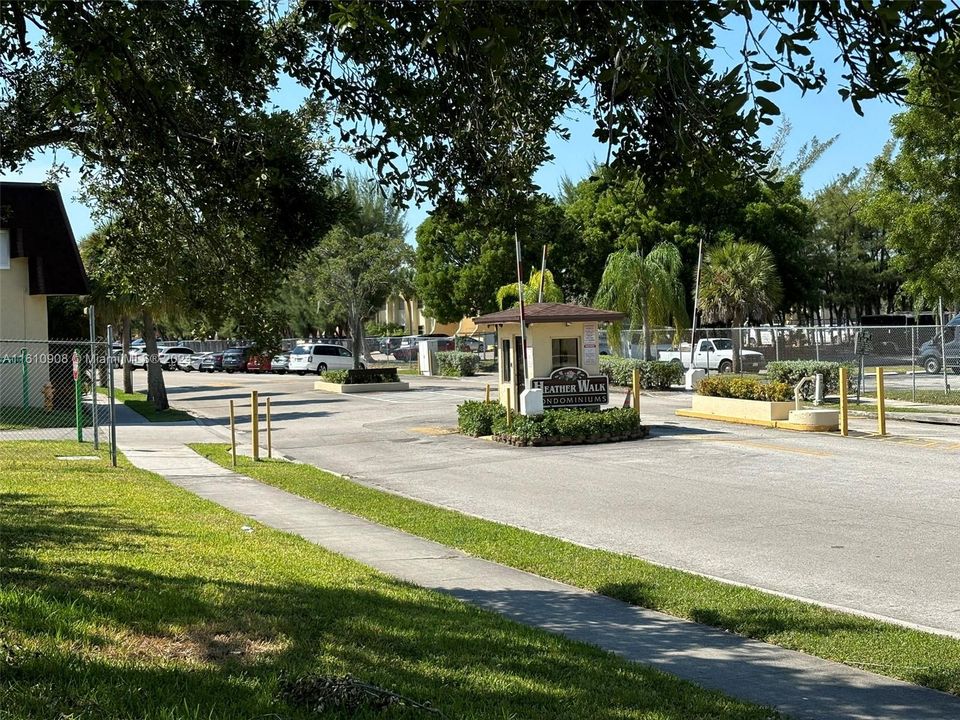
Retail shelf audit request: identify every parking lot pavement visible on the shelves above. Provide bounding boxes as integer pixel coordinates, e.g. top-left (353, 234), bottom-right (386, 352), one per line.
top-left (136, 368), bottom-right (960, 635)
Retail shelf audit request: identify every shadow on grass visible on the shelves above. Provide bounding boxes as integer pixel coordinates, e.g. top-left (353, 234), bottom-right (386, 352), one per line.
top-left (1, 493), bottom-right (772, 720)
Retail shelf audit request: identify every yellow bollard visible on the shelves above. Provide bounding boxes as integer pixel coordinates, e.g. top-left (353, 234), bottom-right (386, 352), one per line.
top-left (229, 399), bottom-right (237, 467)
top-left (266, 396), bottom-right (273, 459)
top-left (485, 383), bottom-right (491, 403)
top-left (632, 368), bottom-right (641, 418)
top-left (876, 367), bottom-right (886, 436)
top-left (838, 367), bottom-right (849, 437)
top-left (505, 387), bottom-right (512, 429)
top-left (251, 390), bottom-right (260, 461)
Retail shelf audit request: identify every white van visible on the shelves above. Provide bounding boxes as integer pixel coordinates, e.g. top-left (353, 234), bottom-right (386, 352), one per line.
top-left (288, 343), bottom-right (361, 375)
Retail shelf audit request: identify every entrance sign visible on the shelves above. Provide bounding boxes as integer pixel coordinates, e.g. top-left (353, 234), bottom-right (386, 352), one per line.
top-left (531, 366), bottom-right (609, 408)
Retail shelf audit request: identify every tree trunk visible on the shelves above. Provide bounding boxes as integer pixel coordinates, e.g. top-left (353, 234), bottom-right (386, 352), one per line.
top-left (142, 310), bottom-right (169, 411)
top-left (641, 302), bottom-right (652, 361)
top-left (122, 316), bottom-right (134, 394)
top-left (350, 313), bottom-right (363, 370)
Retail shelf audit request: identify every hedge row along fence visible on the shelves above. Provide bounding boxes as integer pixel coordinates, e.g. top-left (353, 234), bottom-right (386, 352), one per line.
top-left (599, 357), bottom-right (683, 389)
top-left (696, 375), bottom-right (793, 402)
top-left (436, 351), bottom-right (480, 377)
top-left (765, 360), bottom-right (854, 399)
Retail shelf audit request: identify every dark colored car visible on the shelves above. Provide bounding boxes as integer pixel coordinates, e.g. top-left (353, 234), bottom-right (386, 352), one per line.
top-left (392, 337), bottom-right (455, 362)
top-left (222, 347), bottom-right (253, 373)
top-left (200, 352), bottom-right (224, 372)
top-left (919, 330), bottom-right (960, 374)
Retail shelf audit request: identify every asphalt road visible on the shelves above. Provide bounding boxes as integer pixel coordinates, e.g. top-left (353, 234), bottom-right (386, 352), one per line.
top-left (134, 367), bottom-right (960, 636)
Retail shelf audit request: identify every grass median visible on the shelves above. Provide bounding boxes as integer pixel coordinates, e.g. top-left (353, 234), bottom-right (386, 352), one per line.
top-left (1, 441), bottom-right (777, 720)
top-left (98, 387), bottom-right (193, 422)
top-left (192, 442), bottom-right (960, 696)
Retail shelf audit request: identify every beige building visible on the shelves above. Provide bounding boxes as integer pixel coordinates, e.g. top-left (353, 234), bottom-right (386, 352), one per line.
top-left (475, 303), bottom-right (624, 411)
top-left (375, 292), bottom-right (459, 336)
top-left (1, 182), bottom-right (89, 406)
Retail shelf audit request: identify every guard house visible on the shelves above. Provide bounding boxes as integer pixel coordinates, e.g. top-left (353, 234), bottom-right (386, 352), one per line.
top-left (474, 303), bottom-right (625, 411)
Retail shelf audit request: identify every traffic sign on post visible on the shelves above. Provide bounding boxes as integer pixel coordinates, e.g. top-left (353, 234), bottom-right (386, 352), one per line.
top-left (72, 351), bottom-right (80, 381)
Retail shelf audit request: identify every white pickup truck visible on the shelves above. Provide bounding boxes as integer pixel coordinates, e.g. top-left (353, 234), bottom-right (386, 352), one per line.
top-left (658, 338), bottom-right (765, 373)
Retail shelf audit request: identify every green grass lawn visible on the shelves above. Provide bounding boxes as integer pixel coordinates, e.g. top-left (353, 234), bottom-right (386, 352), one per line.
top-left (192, 443), bottom-right (960, 697)
top-left (0, 406), bottom-right (85, 431)
top-left (883, 388), bottom-right (959, 405)
top-left (1, 442), bottom-right (777, 720)
top-left (98, 387), bottom-right (193, 422)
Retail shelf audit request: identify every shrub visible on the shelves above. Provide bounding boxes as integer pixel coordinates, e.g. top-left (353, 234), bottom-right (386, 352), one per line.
top-left (437, 351), bottom-right (480, 377)
top-left (696, 375), bottom-right (793, 402)
top-left (765, 360), bottom-right (853, 398)
top-left (491, 407), bottom-right (642, 443)
top-left (598, 357), bottom-right (683, 389)
top-left (457, 401), bottom-right (506, 436)
top-left (322, 369), bottom-right (349, 384)
top-left (347, 367), bottom-right (399, 384)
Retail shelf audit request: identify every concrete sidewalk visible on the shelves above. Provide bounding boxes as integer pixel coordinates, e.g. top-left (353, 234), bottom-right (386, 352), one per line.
top-left (114, 424), bottom-right (960, 720)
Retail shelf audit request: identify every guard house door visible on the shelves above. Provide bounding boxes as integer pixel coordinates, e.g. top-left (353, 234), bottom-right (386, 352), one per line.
top-left (513, 335), bottom-right (525, 411)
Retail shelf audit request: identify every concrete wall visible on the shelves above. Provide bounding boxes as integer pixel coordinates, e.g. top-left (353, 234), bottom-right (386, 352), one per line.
top-left (1, 256), bottom-right (52, 408)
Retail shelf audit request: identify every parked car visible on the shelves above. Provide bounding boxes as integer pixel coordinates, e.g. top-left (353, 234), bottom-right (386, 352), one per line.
top-left (380, 336), bottom-right (404, 354)
top-left (658, 338), bottom-right (764, 373)
top-left (178, 351), bottom-right (210, 372)
top-left (270, 352), bottom-right (290, 375)
top-left (392, 336), bottom-right (456, 362)
top-left (222, 347), bottom-right (253, 373)
top-left (157, 345), bottom-right (195, 370)
top-left (246, 354), bottom-right (273, 373)
top-left (200, 352), bottom-right (225, 372)
top-left (289, 343), bottom-right (361, 375)
top-left (919, 329), bottom-right (960, 374)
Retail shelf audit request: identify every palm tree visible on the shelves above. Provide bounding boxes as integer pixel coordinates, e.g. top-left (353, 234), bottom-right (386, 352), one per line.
top-left (697, 240), bottom-right (783, 372)
top-left (496, 269), bottom-right (564, 309)
top-left (594, 243), bottom-right (687, 360)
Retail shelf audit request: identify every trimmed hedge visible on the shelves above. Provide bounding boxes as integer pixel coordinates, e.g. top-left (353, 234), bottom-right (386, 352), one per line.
top-left (491, 407), bottom-right (647, 447)
top-left (457, 401), bottom-right (507, 436)
top-left (322, 369), bottom-right (349, 384)
top-left (322, 367), bottom-right (400, 384)
top-left (765, 360), bottom-right (853, 398)
top-left (437, 351), bottom-right (480, 377)
top-left (599, 357), bottom-right (684, 389)
top-left (696, 375), bottom-right (793, 402)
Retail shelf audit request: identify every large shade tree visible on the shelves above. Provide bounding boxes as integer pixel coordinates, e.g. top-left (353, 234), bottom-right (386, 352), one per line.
top-left (594, 244), bottom-right (688, 360)
top-left (697, 240), bottom-right (783, 373)
top-left (865, 64), bottom-right (960, 307)
top-left (4, 2), bottom-right (960, 208)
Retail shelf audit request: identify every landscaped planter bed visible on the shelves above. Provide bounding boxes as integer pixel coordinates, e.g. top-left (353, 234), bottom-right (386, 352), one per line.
top-left (690, 394), bottom-right (793, 422)
top-left (493, 425), bottom-right (649, 447)
top-left (314, 367), bottom-right (409, 393)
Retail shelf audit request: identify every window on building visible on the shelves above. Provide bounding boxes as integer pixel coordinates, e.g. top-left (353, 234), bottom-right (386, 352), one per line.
top-left (0, 229), bottom-right (9, 270)
top-left (551, 337), bottom-right (579, 370)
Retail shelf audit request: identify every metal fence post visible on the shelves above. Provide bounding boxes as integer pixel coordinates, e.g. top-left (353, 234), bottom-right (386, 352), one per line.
top-left (89, 305), bottom-right (99, 450)
top-left (839, 367), bottom-right (849, 437)
top-left (106, 325), bottom-right (118, 466)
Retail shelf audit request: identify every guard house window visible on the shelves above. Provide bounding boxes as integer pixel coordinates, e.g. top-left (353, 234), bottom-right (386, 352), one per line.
top-left (551, 338), bottom-right (579, 370)
top-left (0, 229), bottom-right (9, 270)
top-left (501, 338), bottom-right (511, 381)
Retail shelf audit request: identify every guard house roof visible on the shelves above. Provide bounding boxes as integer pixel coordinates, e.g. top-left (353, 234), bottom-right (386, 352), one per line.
top-left (0, 182), bottom-right (89, 295)
top-left (474, 302), bottom-right (625, 325)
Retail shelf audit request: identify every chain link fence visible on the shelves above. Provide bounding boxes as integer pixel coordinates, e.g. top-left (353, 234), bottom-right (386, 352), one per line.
top-left (0, 338), bottom-right (116, 459)
top-left (613, 323), bottom-right (958, 403)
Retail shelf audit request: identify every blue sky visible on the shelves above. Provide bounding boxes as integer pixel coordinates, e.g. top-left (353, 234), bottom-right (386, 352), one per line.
top-left (3, 30), bottom-right (900, 243)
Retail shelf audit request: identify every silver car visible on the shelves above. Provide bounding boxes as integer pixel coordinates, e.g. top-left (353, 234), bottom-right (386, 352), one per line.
top-left (178, 351), bottom-right (210, 372)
